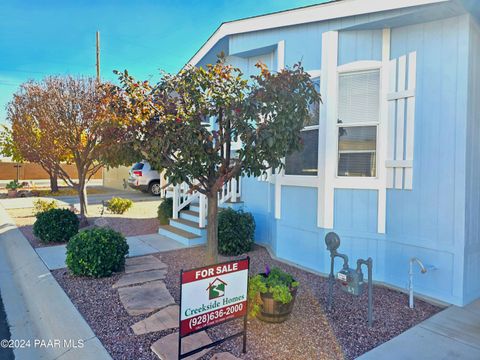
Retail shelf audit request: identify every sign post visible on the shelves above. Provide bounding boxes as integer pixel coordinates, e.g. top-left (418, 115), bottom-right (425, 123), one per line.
top-left (178, 257), bottom-right (249, 359)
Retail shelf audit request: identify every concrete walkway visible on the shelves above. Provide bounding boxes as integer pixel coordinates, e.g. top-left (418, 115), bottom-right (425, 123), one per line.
top-left (36, 234), bottom-right (185, 270)
top-left (358, 299), bottom-right (480, 360)
top-left (0, 204), bottom-right (112, 359)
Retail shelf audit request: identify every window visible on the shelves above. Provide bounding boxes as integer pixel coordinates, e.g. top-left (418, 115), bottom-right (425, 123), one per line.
top-left (285, 77), bottom-right (320, 176)
top-left (337, 70), bottom-right (379, 177)
top-left (338, 126), bottom-right (376, 177)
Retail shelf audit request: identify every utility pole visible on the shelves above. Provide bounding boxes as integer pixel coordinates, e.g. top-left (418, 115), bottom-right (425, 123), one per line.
top-left (96, 31), bottom-right (100, 82)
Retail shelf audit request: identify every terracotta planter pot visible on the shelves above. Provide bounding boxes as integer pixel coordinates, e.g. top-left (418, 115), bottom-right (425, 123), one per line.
top-left (7, 189), bottom-right (17, 198)
top-left (256, 275), bottom-right (298, 323)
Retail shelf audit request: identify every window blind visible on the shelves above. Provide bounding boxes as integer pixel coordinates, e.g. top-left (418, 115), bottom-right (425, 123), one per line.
top-left (338, 70), bottom-right (380, 124)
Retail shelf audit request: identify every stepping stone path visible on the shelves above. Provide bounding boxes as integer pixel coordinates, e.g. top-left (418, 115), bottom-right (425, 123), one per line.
top-left (125, 255), bottom-right (168, 273)
top-left (115, 255), bottom-right (238, 360)
top-left (118, 280), bottom-right (175, 316)
top-left (113, 269), bottom-right (167, 289)
top-left (131, 305), bottom-right (179, 335)
top-left (151, 331), bottom-right (212, 360)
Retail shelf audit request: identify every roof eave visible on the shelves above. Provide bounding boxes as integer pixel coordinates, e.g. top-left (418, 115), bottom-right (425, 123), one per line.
top-left (186, 0), bottom-right (449, 68)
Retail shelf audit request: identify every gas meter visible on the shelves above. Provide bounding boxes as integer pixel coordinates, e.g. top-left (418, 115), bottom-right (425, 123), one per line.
top-left (337, 268), bottom-right (364, 296)
top-left (325, 232), bottom-right (374, 327)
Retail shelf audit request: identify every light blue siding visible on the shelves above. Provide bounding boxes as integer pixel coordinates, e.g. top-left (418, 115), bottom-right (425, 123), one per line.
top-left (338, 29), bottom-right (382, 65)
top-left (464, 16), bottom-right (480, 304)
top-left (195, 6), bottom-right (477, 305)
top-left (388, 15), bottom-right (470, 303)
top-left (334, 189), bottom-right (378, 234)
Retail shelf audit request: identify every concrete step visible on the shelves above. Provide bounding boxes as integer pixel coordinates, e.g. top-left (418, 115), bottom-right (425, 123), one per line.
top-left (169, 218), bottom-right (205, 236)
top-left (158, 225), bottom-right (205, 246)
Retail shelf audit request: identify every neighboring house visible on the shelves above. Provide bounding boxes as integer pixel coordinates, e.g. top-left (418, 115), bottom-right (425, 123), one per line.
top-left (161, 0), bottom-right (480, 307)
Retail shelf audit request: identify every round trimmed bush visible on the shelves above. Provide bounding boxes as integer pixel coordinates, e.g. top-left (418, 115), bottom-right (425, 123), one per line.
top-left (33, 208), bottom-right (79, 243)
top-left (218, 208), bottom-right (255, 256)
top-left (66, 228), bottom-right (129, 277)
top-left (157, 197), bottom-right (173, 225)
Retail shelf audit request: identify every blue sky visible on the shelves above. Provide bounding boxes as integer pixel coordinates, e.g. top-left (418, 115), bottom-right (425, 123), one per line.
top-left (0, 0), bottom-right (326, 125)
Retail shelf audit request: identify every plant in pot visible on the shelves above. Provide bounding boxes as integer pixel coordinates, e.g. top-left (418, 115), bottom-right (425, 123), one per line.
top-left (248, 266), bottom-right (299, 323)
top-left (6, 180), bottom-right (23, 198)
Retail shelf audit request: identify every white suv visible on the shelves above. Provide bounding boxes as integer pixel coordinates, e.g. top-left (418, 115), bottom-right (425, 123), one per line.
top-left (127, 161), bottom-right (162, 196)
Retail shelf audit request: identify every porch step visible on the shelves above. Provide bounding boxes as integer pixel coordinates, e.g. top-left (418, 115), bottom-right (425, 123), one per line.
top-left (180, 209), bottom-right (201, 222)
top-left (189, 203), bottom-right (200, 212)
top-left (158, 225), bottom-right (205, 247)
top-left (169, 218), bottom-right (205, 236)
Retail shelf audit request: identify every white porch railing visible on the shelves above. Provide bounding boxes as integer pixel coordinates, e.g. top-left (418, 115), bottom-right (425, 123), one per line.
top-left (218, 177), bottom-right (241, 204)
top-left (172, 182), bottom-right (199, 220)
top-left (172, 177), bottom-right (241, 228)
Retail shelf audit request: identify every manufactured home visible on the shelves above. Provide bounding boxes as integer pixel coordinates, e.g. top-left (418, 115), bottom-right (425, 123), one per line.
top-left (159, 0), bottom-right (480, 306)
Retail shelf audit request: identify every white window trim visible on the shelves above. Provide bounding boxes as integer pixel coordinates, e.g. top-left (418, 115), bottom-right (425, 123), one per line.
top-left (273, 29), bottom-right (391, 233)
top-left (335, 65), bottom-right (382, 182)
top-left (319, 28), bottom-right (390, 233)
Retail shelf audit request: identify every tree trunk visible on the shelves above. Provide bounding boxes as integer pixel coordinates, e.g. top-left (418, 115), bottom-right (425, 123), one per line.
top-left (77, 175), bottom-right (89, 226)
top-left (49, 171), bottom-right (59, 193)
top-left (206, 191), bottom-right (219, 265)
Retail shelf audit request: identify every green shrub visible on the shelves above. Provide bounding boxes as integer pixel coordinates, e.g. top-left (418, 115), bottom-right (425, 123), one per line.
top-left (218, 208), bottom-right (255, 256)
top-left (6, 180), bottom-right (23, 190)
top-left (66, 228), bottom-right (129, 277)
top-left (33, 208), bottom-right (79, 243)
top-left (33, 199), bottom-right (58, 215)
top-left (157, 197), bottom-right (173, 224)
top-left (106, 197), bottom-right (133, 214)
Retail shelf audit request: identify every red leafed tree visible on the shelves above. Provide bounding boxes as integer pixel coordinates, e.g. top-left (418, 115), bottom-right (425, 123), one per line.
top-left (7, 76), bottom-right (128, 222)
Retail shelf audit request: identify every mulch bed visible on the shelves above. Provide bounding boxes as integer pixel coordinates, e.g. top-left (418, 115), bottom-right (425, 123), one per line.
top-left (52, 246), bottom-right (441, 360)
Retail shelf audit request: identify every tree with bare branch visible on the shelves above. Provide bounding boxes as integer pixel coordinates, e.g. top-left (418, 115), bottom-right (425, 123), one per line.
top-left (7, 76), bottom-right (127, 222)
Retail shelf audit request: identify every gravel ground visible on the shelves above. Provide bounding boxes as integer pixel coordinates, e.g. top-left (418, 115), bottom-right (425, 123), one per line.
top-left (7, 200), bottom-right (161, 248)
top-left (52, 246), bottom-right (441, 360)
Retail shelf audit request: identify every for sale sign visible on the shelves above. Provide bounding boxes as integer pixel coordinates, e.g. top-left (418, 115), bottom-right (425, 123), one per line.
top-left (179, 258), bottom-right (249, 337)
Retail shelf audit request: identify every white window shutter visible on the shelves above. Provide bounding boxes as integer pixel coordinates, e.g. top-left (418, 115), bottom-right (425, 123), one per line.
top-left (386, 52), bottom-right (416, 190)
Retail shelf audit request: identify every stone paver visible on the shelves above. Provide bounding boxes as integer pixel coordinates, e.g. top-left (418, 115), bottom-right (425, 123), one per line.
top-left (131, 305), bottom-right (179, 335)
top-left (118, 280), bottom-right (174, 316)
top-left (125, 255), bottom-right (168, 274)
top-left (151, 331), bottom-right (212, 360)
top-left (211, 352), bottom-right (242, 360)
top-left (112, 269), bottom-right (167, 289)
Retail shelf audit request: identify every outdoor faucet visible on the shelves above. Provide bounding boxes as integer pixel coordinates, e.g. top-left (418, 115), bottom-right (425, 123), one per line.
top-left (409, 257), bottom-right (428, 309)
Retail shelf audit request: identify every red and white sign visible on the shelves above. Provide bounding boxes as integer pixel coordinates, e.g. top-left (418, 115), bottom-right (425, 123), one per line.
top-left (180, 258), bottom-right (249, 336)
